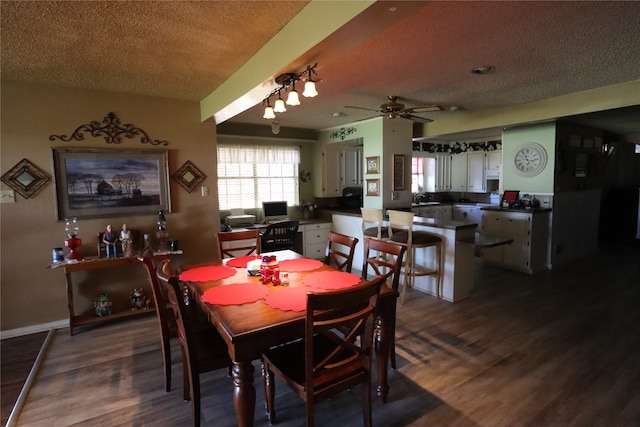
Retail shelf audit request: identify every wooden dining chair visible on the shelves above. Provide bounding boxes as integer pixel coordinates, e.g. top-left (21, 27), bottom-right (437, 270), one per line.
top-left (261, 275), bottom-right (385, 427)
top-left (217, 229), bottom-right (261, 259)
top-left (323, 230), bottom-right (359, 273)
top-left (361, 237), bottom-right (407, 369)
top-left (138, 250), bottom-right (178, 393)
top-left (156, 259), bottom-right (231, 427)
top-left (260, 220), bottom-right (299, 252)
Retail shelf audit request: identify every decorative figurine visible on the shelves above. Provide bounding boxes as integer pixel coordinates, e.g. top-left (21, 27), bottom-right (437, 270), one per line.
top-left (120, 223), bottom-right (133, 258)
top-left (102, 224), bottom-right (118, 258)
top-left (129, 287), bottom-right (151, 310)
top-left (94, 294), bottom-right (113, 317)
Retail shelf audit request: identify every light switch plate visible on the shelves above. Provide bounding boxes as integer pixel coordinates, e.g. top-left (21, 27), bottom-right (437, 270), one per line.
top-left (1, 190), bottom-right (15, 203)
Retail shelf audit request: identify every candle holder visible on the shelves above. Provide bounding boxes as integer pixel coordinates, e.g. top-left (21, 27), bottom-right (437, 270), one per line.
top-left (64, 218), bottom-right (83, 261)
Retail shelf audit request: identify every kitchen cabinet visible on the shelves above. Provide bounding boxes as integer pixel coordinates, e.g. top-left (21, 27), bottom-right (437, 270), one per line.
top-left (322, 145), bottom-right (342, 196)
top-left (436, 154), bottom-right (452, 192)
top-left (467, 151), bottom-right (486, 193)
top-left (302, 222), bottom-right (331, 260)
top-left (452, 205), bottom-right (481, 225)
top-left (451, 153), bottom-right (468, 191)
top-left (342, 147), bottom-right (362, 188)
top-left (480, 209), bottom-right (550, 274)
top-left (485, 150), bottom-right (502, 179)
top-left (412, 204), bottom-right (451, 222)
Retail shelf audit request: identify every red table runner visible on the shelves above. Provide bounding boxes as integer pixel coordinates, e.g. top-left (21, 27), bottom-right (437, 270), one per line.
top-left (179, 266), bottom-right (236, 282)
top-left (202, 283), bottom-right (269, 306)
top-left (278, 258), bottom-right (324, 272)
top-left (225, 255), bottom-right (261, 268)
top-left (303, 271), bottom-right (361, 291)
top-left (264, 287), bottom-right (310, 312)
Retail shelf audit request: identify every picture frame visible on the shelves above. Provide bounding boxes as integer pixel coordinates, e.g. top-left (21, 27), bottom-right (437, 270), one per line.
top-left (365, 179), bottom-right (380, 196)
top-left (575, 153), bottom-right (589, 177)
top-left (52, 148), bottom-right (170, 219)
top-left (0, 158), bottom-right (51, 199)
top-left (172, 160), bottom-right (206, 193)
top-left (366, 156), bottom-right (379, 174)
top-left (393, 154), bottom-right (405, 191)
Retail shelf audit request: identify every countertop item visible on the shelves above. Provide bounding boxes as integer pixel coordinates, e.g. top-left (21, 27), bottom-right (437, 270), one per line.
top-left (480, 206), bottom-right (552, 213)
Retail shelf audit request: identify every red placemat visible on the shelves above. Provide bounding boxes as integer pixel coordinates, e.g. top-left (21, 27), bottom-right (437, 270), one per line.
top-left (264, 287), bottom-right (310, 312)
top-left (225, 255), bottom-right (260, 268)
top-left (278, 259), bottom-right (324, 272)
top-left (179, 266), bottom-right (236, 282)
top-left (202, 283), bottom-right (269, 306)
top-left (303, 271), bottom-right (361, 291)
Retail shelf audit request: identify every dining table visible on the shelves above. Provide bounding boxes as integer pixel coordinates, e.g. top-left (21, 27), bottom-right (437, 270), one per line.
top-left (180, 249), bottom-right (398, 427)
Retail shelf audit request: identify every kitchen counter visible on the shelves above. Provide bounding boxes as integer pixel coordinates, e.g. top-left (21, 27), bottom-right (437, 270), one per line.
top-left (480, 206), bottom-right (552, 213)
top-left (331, 212), bottom-right (478, 302)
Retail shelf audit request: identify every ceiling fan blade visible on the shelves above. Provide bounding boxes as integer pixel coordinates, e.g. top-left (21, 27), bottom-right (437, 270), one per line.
top-left (404, 105), bottom-right (443, 113)
top-left (401, 113), bottom-right (433, 122)
top-left (344, 105), bottom-right (380, 113)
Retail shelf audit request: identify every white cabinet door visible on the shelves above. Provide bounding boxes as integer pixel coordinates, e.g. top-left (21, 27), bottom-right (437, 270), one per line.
top-left (486, 150), bottom-right (502, 179)
top-left (303, 223), bottom-right (331, 260)
top-left (322, 146), bottom-right (341, 197)
top-left (342, 147), bottom-right (362, 187)
top-left (467, 152), bottom-right (486, 193)
top-left (436, 154), bottom-right (452, 192)
top-left (451, 153), bottom-right (468, 191)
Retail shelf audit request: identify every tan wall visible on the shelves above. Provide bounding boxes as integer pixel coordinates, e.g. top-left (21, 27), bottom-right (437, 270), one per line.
top-left (1, 80), bottom-right (221, 333)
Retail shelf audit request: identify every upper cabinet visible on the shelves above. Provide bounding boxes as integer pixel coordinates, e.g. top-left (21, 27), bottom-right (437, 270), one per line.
top-left (451, 152), bottom-right (468, 191)
top-left (485, 150), bottom-right (502, 179)
top-left (322, 144), bottom-right (362, 196)
top-left (342, 147), bottom-right (362, 188)
top-left (467, 151), bottom-right (486, 193)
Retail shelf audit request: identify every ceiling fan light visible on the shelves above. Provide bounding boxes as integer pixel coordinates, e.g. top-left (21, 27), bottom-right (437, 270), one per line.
top-left (274, 97), bottom-right (287, 113)
top-left (286, 90), bottom-right (300, 106)
top-left (263, 105), bottom-right (276, 119)
top-left (303, 80), bottom-right (318, 97)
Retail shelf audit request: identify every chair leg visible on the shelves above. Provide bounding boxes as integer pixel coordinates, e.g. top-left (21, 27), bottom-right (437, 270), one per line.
top-left (390, 316), bottom-right (397, 370)
top-left (191, 371), bottom-right (201, 427)
top-left (262, 362), bottom-right (276, 423)
top-left (362, 378), bottom-right (373, 427)
top-left (181, 347), bottom-right (190, 402)
top-left (400, 248), bottom-right (412, 305)
top-left (161, 333), bottom-right (172, 392)
top-left (436, 243), bottom-right (443, 299)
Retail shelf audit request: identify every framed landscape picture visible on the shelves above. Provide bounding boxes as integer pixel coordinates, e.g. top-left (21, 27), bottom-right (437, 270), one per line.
top-left (52, 148), bottom-right (170, 219)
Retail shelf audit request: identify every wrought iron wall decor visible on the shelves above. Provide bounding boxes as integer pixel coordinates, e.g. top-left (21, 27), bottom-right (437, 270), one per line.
top-left (49, 112), bottom-right (169, 146)
top-left (330, 126), bottom-right (357, 141)
top-left (1, 158), bottom-right (51, 199)
top-left (412, 139), bottom-right (502, 154)
top-left (171, 161), bottom-right (206, 193)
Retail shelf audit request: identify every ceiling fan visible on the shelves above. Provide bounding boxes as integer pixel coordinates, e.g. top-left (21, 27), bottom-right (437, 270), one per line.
top-left (344, 96), bottom-right (443, 122)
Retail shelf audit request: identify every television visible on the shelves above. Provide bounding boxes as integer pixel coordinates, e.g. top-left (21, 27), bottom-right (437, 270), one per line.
top-left (262, 201), bottom-right (289, 223)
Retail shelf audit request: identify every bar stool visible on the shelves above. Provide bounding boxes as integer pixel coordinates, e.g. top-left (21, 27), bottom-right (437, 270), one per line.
top-left (360, 207), bottom-right (389, 241)
top-left (387, 210), bottom-right (443, 303)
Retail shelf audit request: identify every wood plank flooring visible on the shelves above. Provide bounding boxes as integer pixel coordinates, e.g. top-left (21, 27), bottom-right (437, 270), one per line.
top-left (6, 242), bottom-right (640, 426)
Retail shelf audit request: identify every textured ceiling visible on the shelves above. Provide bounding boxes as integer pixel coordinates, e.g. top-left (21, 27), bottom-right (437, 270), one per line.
top-left (2, 1), bottom-right (639, 137)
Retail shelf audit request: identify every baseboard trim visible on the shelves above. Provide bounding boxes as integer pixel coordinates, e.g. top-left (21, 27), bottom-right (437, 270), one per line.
top-left (0, 319), bottom-right (67, 340)
top-left (5, 328), bottom-right (55, 427)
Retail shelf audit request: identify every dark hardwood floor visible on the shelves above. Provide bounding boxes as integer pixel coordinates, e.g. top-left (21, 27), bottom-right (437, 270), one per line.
top-left (4, 241), bottom-right (640, 426)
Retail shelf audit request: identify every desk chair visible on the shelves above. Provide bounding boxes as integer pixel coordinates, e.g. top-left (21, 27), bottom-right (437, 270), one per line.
top-left (324, 231), bottom-right (359, 273)
top-left (138, 250), bottom-right (177, 393)
top-left (362, 238), bottom-right (407, 369)
top-left (261, 276), bottom-right (385, 427)
top-left (260, 220), bottom-right (299, 252)
top-left (217, 229), bottom-right (261, 259)
top-left (387, 210), bottom-right (443, 303)
top-left (156, 260), bottom-right (231, 427)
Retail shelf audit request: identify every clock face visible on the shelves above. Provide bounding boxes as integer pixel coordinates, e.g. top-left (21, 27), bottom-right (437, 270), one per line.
top-left (512, 142), bottom-right (548, 177)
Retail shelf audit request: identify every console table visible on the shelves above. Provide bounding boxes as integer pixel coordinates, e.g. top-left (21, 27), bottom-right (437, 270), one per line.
top-left (48, 251), bottom-right (182, 335)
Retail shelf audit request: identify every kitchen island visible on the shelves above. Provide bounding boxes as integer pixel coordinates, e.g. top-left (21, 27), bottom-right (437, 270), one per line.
top-left (331, 211), bottom-right (480, 302)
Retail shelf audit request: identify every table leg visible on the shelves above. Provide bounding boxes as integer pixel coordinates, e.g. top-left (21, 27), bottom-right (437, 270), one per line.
top-left (374, 313), bottom-right (390, 403)
top-left (65, 271), bottom-right (75, 336)
top-left (232, 360), bottom-right (256, 427)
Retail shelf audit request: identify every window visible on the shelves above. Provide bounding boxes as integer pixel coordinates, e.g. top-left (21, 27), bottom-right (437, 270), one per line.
top-left (411, 156), bottom-right (436, 193)
top-left (217, 144), bottom-right (300, 210)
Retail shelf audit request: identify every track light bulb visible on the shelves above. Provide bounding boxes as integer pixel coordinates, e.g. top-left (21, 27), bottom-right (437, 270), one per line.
top-left (263, 105), bottom-right (275, 119)
top-left (286, 90), bottom-right (300, 106)
top-left (274, 97), bottom-right (287, 113)
top-left (303, 80), bottom-right (318, 98)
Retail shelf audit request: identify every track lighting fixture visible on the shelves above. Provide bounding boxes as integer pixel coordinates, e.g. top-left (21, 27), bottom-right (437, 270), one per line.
top-left (262, 63), bottom-right (319, 120)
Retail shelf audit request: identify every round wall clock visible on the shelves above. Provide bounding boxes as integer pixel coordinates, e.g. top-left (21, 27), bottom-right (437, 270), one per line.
top-left (512, 142), bottom-right (548, 177)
